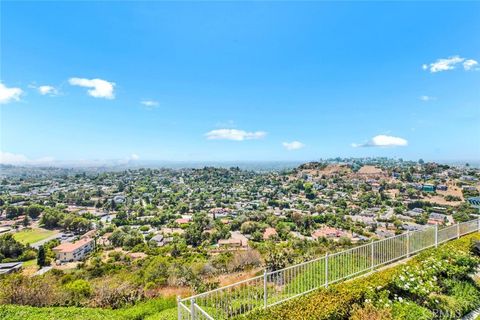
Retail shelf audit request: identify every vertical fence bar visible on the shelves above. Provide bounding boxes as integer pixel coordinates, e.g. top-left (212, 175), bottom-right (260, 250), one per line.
top-left (190, 298), bottom-right (195, 320)
top-left (457, 223), bottom-right (460, 239)
top-left (435, 224), bottom-right (438, 248)
top-left (177, 296), bottom-right (181, 320)
top-left (370, 242), bottom-right (374, 271)
top-left (325, 253), bottom-right (329, 288)
top-left (406, 231), bottom-right (410, 258)
top-left (263, 270), bottom-right (267, 308)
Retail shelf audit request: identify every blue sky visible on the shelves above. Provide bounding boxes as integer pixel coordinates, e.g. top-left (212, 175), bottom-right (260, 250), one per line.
top-left (1, 1), bottom-right (479, 164)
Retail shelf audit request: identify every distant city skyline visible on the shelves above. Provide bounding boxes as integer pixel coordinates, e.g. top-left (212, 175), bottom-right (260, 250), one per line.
top-left (1, 1), bottom-right (479, 164)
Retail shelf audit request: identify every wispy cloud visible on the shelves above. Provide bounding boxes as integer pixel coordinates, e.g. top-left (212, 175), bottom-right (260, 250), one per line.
top-left (352, 135), bottom-right (408, 148)
top-left (419, 95), bottom-right (436, 102)
top-left (205, 129), bottom-right (267, 141)
top-left (422, 56), bottom-right (478, 73)
top-left (141, 100), bottom-right (159, 109)
top-left (0, 151), bottom-right (54, 165)
top-left (38, 85), bottom-right (58, 96)
top-left (69, 77), bottom-right (115, 99)
top-left (463, 59), bottom-right (479, 71)
top-left (0, 83), bottom-right (23, 104)
top-left (282, 141), bottom-right (305, 150)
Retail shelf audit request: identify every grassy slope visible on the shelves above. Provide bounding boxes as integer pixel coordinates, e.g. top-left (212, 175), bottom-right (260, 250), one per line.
top-left (12, 228), bottom-right (58, 245)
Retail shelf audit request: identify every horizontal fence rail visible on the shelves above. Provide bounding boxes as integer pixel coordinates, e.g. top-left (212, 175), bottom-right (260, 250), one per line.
top-left (178, 218), bottom-right (480, 320)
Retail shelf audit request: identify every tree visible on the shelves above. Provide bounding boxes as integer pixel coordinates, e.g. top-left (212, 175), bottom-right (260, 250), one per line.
top-left (5, 206), bottom-right (19, 219)
top-left (37, 245), bottom-right (47, 267)
top-left (0, 234), bottom-right (25, 261)
top-left (22, 215), bottom-right (30, 228)
top-left (26, 204), bottom-right (44, 219)
top-left (40, 208), bottom-right (64, 229)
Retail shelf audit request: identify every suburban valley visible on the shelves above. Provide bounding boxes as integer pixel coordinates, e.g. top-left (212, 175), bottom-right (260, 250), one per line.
top-left (1, 158), bottom-right (479, 318)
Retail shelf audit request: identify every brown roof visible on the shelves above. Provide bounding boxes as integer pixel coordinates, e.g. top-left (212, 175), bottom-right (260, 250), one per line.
top-left (53, 238), bottom-right (93, 253)
top-left (263, 227), bottom-right (277, 240)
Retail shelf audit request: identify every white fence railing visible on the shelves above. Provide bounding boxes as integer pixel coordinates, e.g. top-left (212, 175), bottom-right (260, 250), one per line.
top-left (178, 218), bottom-right (480, 320)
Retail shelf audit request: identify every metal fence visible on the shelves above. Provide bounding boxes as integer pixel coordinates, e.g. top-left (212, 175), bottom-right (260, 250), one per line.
top-left (178, 218), bottom-right (480, 320)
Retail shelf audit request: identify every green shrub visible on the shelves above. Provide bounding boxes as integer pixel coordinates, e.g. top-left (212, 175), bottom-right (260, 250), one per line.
top-left (448, 280), bottom-right (480, 315)
top-left (0, 296), bottom-right (176, 320)
top-left (391, 301), bottom-right (434, 320)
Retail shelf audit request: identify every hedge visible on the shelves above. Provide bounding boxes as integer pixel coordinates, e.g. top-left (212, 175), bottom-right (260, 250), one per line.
top-left (0, 296), bottom-right (176, 320)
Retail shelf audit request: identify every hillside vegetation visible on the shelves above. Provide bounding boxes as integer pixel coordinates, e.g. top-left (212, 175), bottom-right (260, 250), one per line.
top-left (2, 233), bottom-right (479, 320)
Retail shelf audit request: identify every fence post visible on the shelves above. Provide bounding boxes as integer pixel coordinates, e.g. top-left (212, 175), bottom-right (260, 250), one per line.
top-left (457, 223), bottom-right (460, 239)
top-left (325, 252), bottom-right (329, 287)
top-left (370, 242), bottom-right (374, 271)
top-left (478, 218), bottom-right (480, 232)
top-left (177, 296), bottom-right (181, 320)
top-left (406, 232), bottom-right (410, 257)
top-left (435, 224), bottom-right (438, 247)
top-left (263, 269), bottom-right (268, 308)
top-left (190, 298), bottom-right (195, 320)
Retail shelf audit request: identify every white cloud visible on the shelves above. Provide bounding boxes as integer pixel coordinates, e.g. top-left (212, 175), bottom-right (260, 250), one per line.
top-left (423, 56), bottom-right (464, 73)
top-left (38, 85), bottom-right (58, 96)
top-left (205, 129), bottom-right (267, 141)
top-left (423, 56), bottom-right (479, 73)
top-left (463, 59), bottom-right (479, 71)
top-left (282, 141), bottom-right (305, 150)
top-left (68, 77), bottom-right (115, 99)
top-left (0, 83), bottom-right (23, 104)
top-left (419, 95), bottom-right (436, 101)
top-left (0, 151), bottom-right (54, 165)
top-left (141, 100), bottom-right (159, 108)
top-left (130, 154), bottom-right (140, 160)
top-left (352, 135), bottom-right (408, 148)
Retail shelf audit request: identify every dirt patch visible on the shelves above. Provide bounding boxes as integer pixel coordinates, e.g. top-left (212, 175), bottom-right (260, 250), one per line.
top-left (216, 267), bottom-right (264, 287)
top-left (357, 165), bottom-right (384, 175)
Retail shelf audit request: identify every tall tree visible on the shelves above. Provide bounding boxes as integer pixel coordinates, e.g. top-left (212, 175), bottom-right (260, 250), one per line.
top-left (37, 245), bottom-right (46, 267)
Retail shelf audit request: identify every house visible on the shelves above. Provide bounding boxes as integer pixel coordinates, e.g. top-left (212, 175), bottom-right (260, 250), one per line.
top-left (53, 237), bottom-right (95, 263)
top-left (422, 184), bottom-right (435, 192)
top-left (218, 238), bottom-right (242, 248)
top-left (175, 218), bottom-right (191, 225)
top-left (0, 262), bottom-right (23, 275)
top-left (160, 227), bottom-right (185, 235)
top-left (405, 210), bottom-right (422, 217)
top-left (81, 229), bottom-right (96, 239)
top-left (311, 226), bottom-right (343, 240)
top-left (113, 195), bottom-right (126, 204)
top-left (263, 227), bottom-right (277, 240)
top-left (150, 234), bottom-right (165, 247)
top-left (428, 212), bottom-right (447, 225)
top-left (436, 185), bottom-right (448, 191)
top-left (230, 231), bottom-right (249, 247)
top-left (468, 197), bottom-right (480, 210)
top-left (375, 229), bottom-right (395, 238)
